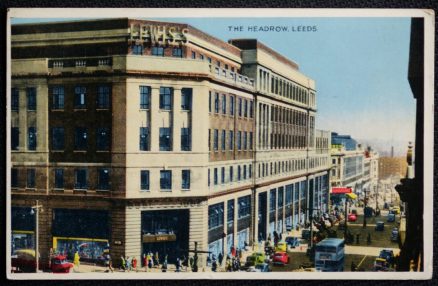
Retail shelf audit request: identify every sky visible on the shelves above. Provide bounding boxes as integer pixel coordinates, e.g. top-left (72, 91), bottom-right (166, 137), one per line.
top-left (11, 17), bottom-right (416, 156)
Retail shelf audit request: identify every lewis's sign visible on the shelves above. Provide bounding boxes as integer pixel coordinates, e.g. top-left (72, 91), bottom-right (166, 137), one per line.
top-left (130, 24), bottom-right (189, 44)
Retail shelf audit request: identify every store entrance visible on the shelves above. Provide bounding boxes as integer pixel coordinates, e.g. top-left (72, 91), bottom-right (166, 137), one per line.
top-left (141, 209), bottom-right (189, 264)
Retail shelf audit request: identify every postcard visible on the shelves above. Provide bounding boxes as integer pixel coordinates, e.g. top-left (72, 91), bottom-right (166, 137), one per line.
top-left (6, 8), bottom-right (434, 280)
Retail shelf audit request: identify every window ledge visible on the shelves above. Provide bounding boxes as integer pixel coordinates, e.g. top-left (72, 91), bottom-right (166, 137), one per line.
top-left (51, 109), bottom-right (64, 112)
top-left (96, 108), bottom-right (110, 111)
top-left (73, 150), bottom-right (87, 153)
top-left (73, 109), bottom-right (87, 111)
top-left (25, 188), bottom-right (36, 191)
top-left (51, 150), bottom-right (64, 153)
top-left (181, 188), bottom-right (190, 191)
top-left (160, 190), bottom-right (172, 192)
top-left (96, 150), bottom-right (110, 153)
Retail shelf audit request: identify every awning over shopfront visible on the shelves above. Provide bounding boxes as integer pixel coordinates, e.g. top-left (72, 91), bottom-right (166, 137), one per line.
top-left (331, 187), bottom-right (352, 194)
top-left (346, 193), bottom-right (357, 200)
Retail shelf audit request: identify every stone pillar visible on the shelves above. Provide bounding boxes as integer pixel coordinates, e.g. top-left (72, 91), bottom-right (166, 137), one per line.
top-left (150, 87), bottom-right (160, 152)
top-left (38, 200), bottom-right (52, 270)
top-left (233, 198), bottom-right (238, 248)
top-left (253, 191), bottom-right (258, 245)
top-left (110, 205), bottom-right (126, 268)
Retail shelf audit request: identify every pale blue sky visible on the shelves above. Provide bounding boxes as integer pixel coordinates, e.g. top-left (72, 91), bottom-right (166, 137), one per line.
top-left (11, 17), bottom-right (415, 155)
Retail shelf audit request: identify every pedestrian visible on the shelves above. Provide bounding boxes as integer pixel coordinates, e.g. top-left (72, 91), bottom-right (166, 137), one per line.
top-left (132, 256), bottom-right (138, 272)
top-left (212, 257), bottom-right (217, 272)
top-left (105, 253), bottom-right (113, 272)
top-left (231, 246), bottom-right (236, 257)
top-left (176, 258), bottom-right (181, 272)
top-left (142, 254), bottom-right (147, 272)
top-left (73, 251), bottom-right (80, 268)
top-left (126, 256), bottom-right (131, 272)
top-left (161, 256), bottom-right (168, 272)
top-left (120, 255), bottom-right (126, 272)
top-left (218, 252), bottom-right (223, 268)
top-left (226, 256), bottom-right (232, 272)
top-left (147, 253), bottom-right (153, 270)
top-left (189, 256), bottom-right (194, 271)
top-left (154, 251), bottom-right (160, 268)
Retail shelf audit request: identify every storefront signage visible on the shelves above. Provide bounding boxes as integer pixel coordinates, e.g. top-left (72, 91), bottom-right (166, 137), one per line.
top-left (142, 234), bottom-right (177, 243)
top-left (130, 24), bottom-right (189, 44)
top-left (331, 187), bottom-right (352, 194)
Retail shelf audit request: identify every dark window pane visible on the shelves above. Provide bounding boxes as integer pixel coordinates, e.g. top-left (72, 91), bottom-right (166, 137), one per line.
top-left (26, 88), bottom-right (36, 111)
top-left (159, 127), bottom-right (172, 151)
top-left (152, 46), bottom-right (165, 56)
top-left (182, 170), bottom-right (190, 189)
top-left (97, 128), bottom-right (110, 151)
top-left (74, 86), bottom-right (87, 109)
top-left (159, 87), bottom-right (173, 110)
top-left (11, 88), bottom-right (19, 111)
top-left (132, 44), bottom-right (143, 55)
top-left (28, 127), bottom-right (37, 150)
top-left (181, 127), bottom-right (191, 151)
top-left (173, 48), bottom-right (183, 57)
top-left (27, 169), bottom-right (35, 188)
top-left (74, 127), bottom-right (88, 150)
top-left (141, 170), bottom-right (150, 190)
top-left (160, 170), bottom-right (172, 190)
top-left (98, 168), bottom-right (110, 190)
top-left (74, 169), bottom-right (87, 189)
top-left (11, 127), bottom-right (19, 150)
top-left (52, 127), bottom-right (65, 150)
top-left (181, 88), bottom-right (192, 110)
top-left (11, 168), bottom-right (18, 188)
top-left (97, 85), bottom-right (110, 109)
top-left (52, 86), bottom-right (65, 109)
top-left (140, 86), bottom-right (151, 109)
top-left (55, 169), bottom-right (64, 189)
top-left (139, 127), bottom-right (150, 151)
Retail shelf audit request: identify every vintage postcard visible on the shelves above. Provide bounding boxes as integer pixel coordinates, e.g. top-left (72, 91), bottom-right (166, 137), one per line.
top-left (6, 8), bottom-right (434, 280)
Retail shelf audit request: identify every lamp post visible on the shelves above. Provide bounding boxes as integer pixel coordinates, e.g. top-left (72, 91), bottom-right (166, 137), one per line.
top-left (363, 189), bottom-right (367, 228)
top-left (30, 200), bottom-right (42, 272)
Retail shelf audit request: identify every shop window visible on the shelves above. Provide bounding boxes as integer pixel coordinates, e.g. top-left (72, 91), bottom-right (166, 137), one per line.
top-left (270, 189), bottom-right (276, 212)
top-left (208, 203), bottom-right (224, 230)
top-left (132, 44), bottom-right (144, 55)
top-left (11, 168), bottom-right (18, 188)
top-left (160, 170), bottom-right (172, 190)
top-left (238, 196), bottom-right (251, 218)
top-left (159, 87), bottom-right (173, 110)
top-left (227, 200), bottom-right (234, 223)
top-left (182, 170), bottom-right (190, 189)
top-left (74, 86), bottom-right (86, 109)
top-left (55, 169), bottom-right (64, 189)
top-left (139, 86), bottom-right (151, 109)
top-left (172, 47), bottom-right (183, 58)
top-left (181, 127), bottom-right (191, 151)
top-left (97, 128), bottom-right (110, 151)
top-left (11, 88), bottom-right (19, 111)
top-left (98, 168), bottom-right (110, 190)
top-left (52, 127), bottom-right (65, 150)
top-left (26, 87), bottom-right (36, 111)
top-left (97, 85), bottom-right (110, 109)
top-left (141, 170), bottom-right (150, 191)
top-left (159, 127), bottom-right (172, 151)
top-left (11, 127), bottom-right (19, 150)
top-left (181, 88), bottom-right (192, 111)
top-left (152, 46), bottom-right (164, 56)
top-left (74, 169), bottom-right (87, 189)
top-left (27, 169), bottom-right (35, 188)
top-left (52, 86), bottom-right (64, 110)
top-left (74, 127), bottom-right (87, 150)
top-left (28, 127), bottom-right (37, 150)
top-left (139, 127), bottom-right (150, 151)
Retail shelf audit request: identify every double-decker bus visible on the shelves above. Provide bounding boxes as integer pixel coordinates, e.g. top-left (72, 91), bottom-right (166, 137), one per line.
top-left (314, 238), bottom-right (345, 272)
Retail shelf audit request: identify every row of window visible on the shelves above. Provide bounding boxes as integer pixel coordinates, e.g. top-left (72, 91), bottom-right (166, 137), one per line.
top-left (257, 159), bottom-right (307, 179)
top-left (139, 86), bottom-right (192, 111)
top-left (10, 168), bottom-right (110, 190)
top-left (132, 45), bottom-right (184, 57)
top-left (139, 127), bottom-right (191, 151)
top-left (191, 50), bottom-right (237, 73)
top-left (208, 195), bottom-right (251, 230)
top-left (209, 129), bottom-right (253, 151)
top-left (11, 127), bottom-right (37, 150)
top-left (51, 85), bottom-right (110, 110)
top-left (140, 170), bottom-right (190, 191)
top-left (11, 88), bottom-right (36, 111)
top-left (269, 74), bottom-right (312, 106)
top-left (209, 92), bottom-right (253, 118)
top-left (208, 164), bottom-right (253, 187)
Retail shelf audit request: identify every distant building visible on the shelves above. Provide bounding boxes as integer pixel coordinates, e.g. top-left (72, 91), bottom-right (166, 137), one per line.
top-left (378, 157), bottom-right (408, 180)
top-left (331, 132), bottom-right (357, 151)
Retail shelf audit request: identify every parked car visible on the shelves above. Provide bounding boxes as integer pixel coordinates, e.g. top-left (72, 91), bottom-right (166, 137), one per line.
top-left (373, 258), bottom-right (391, 271)
top-left (51, 255), bottom-right (74, 273)
top-left (379, 249), bottom-right (395, 264)
top-left (286, 224), bottom-right (293, 232)
top-left (375, 221), bottom-right (385, 231)
top-left (272, 252), bottom-right (289, 265)
top-left (391, 206), bottom-right (401, 214)
top-left (11, 249), bottom-right (37, 273)
top-left (301, 229), bottom-right (311, 240)
top-left (285, 236), bottom-right (300, 248)
top-left (275, 242), bottom-right (287, 252)
top-left (364, 206), bottom-right (374, 218)
top-left (390, 228), bottom-right (399, 242)
top-left (387, 213), bottom-right (396, 222)
top-left (347, 213), bottom-right (357, 222)
top-left (351, 209), bottom-right (358, 215)
top-left (247, 263), bottom-right (271, 272)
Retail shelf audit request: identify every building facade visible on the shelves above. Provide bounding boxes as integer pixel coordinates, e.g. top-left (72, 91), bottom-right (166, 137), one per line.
top-left (10, 18), bottom-right (331, 268)
top-left (378, 157), bottom-right (408, 180)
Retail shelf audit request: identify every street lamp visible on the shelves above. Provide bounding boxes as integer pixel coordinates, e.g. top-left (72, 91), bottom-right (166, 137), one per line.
top-left (30, 200), bottom-right (42, 273)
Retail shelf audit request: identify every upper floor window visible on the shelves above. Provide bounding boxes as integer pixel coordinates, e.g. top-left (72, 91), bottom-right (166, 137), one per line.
top-left (28, 127), bottom-right (37, 150)
top-left (249, 101), bottom-right (254, 118)
top-left (181, 127), bottom-right (191, 151)
top-left (74, 127), bottom-right (88, 150)
top-left (230, 95), bottom-right (234, 115)
top-left (243, 132), bottom-right (247, 150)
top-left (160, 170), bottom-right (172, 190)
top-left (139, 127), bottom-right (150, 151)
top-left (11, 127), bottom-right (19, 150)
top-left (74, 168), bottom-right (87, 189)
top-left (140, 86), bottom-right (151, 109)
top-left (182, 170), bottom-right (190, 189)
top-left (173, 48), bottom-right (183, 58)
top-left (159, 87), bottom-right (173, 110)
top-left (249, 132), bottom-right (253, 150)
top-left (238, 97), bottom-right (242, 117)
top-left (52, 127), bottom-right (65, 150)
top-left (181, 88), bottom-right (192, 111)
top-left (159, 127), bottom-right (172, 151)
top-left (249, 164), bottom-right (252, 178)
top-left (200, 54), bottom-right (205, 60)
top-left (229, 130), bottom-right (234, 150)
top-left (141, 170), bottom-right (150, 191)
top-left (207, 57), bottom-right (211, 63)
top-left (214, 168), bottom-right (218, 185)
top-left (27, 87), bottom-right (36, 111)
top-left (97, 85), bottom-right (110, 109)
top-left (54, 169), bottom-right (64, 189)
top-left (221, 130), bottom-right (226, 151)
top-left (152, 46), bottom-right (165, 56)
top-left (221, 167), bottom-right (225, 184)
top-left (214, 93), bottom-right (219, 113)
top-left (132, 44), bottom-right (144, 55)
top-left (27, 169), bottom-right (36, 188)
top-left (52, 86), bottom-right (65, 110)
top-left (74, 86), bottom-right (87, 109)
top-left (209, 91), bottom-right (212, 113)
top-left (237, 165), bottom-right (241, 181)
top-left (244, 99), bottom-right (248, 117)
top-left (237, 131), bottom-right (242, 150)
top-left (98, 168), bottom-right (110, 190)
top-left (191, 51), bottom-right (196, 59)
top-left (11, 88), bottom-right (19, 111)
top-left (11, 168), bottom-right (18, 188)
top-left (229, 166), bottom-right (234, 182)
top-left (213, 129), bottom-right (218, 151)
top-left (243, 165), bottom-right (247, 180)
top-left (221, 94), bottom-right (227, 114)
top-left (97, 127), bottom-right (110, 151)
